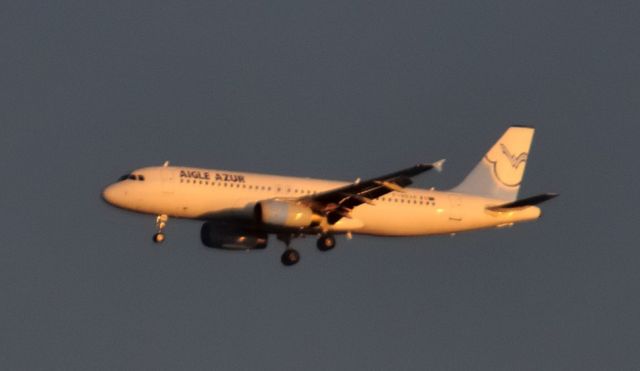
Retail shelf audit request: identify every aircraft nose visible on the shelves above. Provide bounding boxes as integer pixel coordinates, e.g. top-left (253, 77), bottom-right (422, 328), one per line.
top-left (102, 184), bottom-right (115, 204)
top-left (102, 184), bottom-right (122, 205)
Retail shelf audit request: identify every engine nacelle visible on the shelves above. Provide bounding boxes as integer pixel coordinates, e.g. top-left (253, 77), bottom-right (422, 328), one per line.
top-left (255, 200), bottom-right (321, 228)
top-left (201, 222), bottom-right (268, 250)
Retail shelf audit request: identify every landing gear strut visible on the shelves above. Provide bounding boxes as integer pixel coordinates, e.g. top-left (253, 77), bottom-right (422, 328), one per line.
top-left (153, 214), bottom-right (168, 243)
top-left (278, 234), bottom-right (300, 266)
top-left (317, 234), bottom-right (336, 251)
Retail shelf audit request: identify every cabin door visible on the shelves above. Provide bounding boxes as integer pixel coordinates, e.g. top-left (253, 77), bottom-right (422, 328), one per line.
top-left (448, 195), bottom-right (463, 222)
top-left (161, 165), bottom-right (175, 196)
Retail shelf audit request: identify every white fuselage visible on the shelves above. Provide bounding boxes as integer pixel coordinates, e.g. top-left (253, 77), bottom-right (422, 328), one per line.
top-left (102, 166), bottom-right (541, 236)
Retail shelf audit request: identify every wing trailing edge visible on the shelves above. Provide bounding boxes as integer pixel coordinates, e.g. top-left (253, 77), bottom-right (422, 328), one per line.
top-left (305, 159), bottom-right (445, 224)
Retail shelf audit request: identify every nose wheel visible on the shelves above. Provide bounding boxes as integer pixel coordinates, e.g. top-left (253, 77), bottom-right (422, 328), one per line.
top-left (153, 214), bottom-right (168, 244)
top-left (153, 232), bottom-right (166, 243)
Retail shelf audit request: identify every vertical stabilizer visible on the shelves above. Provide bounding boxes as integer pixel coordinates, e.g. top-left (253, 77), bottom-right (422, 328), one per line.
top-left (450, 126), bottom-right (535, 201)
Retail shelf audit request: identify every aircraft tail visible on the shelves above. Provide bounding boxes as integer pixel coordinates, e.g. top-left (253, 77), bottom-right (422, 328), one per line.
top-left (450, 126), bottom-right (535, 202)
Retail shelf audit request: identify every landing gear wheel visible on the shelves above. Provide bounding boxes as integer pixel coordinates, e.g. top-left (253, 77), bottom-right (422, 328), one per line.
top-left (153, 214), bottom-right (168, 244)
top-left (281, 249), bottom-right (300, 266)
top-left (317, 234), bottom-right (336, 251)
top-left (153, 232), bottom-right (166, 243)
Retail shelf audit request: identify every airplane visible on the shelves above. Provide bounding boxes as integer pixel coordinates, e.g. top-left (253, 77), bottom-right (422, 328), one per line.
top-left (102, 126), bottom-right (557, 266)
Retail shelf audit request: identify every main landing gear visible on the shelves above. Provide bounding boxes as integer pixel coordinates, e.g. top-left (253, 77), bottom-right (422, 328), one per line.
top-left (278, 234), bottom-right (300, 266)
top-left (152, 214), bottom-right (168, 244)
top-left (281, 249), bottom-right (300, 266)
top-left (278, 233), bottom-right (338, 266)
top-left (317, 234), bottom-right (336, 251)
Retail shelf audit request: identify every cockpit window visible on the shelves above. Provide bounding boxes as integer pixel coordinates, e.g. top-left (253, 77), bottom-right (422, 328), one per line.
top-left (117, 173), bottom-right (145, 182)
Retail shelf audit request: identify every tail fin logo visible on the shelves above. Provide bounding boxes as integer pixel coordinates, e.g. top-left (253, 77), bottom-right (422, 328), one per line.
top-left (454, 126), bottom-right (534, 198)
top-left (484, 142), bottom-right (529, 188)
top-left (500, 143), bottom-right (528, 169)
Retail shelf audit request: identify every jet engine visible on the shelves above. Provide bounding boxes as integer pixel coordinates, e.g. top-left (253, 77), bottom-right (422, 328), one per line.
top-left (201, 221), bottom-right (268, 250)
top-left (255, 200), bottom-right (322, 228)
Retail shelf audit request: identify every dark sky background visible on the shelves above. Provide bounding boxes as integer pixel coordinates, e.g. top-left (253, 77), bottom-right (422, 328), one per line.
top-left (2, 1), bottom-right (639, 370)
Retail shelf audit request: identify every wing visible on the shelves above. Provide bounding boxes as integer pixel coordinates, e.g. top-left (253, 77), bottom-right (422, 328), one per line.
top-left (299, 159), bottom-right (445, 224)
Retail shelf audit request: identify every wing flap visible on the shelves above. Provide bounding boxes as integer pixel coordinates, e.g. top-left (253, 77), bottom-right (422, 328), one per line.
top-left (302, 160), bottom-right (445, 224)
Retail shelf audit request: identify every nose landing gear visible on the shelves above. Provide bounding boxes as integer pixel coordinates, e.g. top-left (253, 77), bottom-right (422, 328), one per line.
top-left (152, 214), bottom-right (168, 244)
top-left (152, 233), bottom-right (165, 243)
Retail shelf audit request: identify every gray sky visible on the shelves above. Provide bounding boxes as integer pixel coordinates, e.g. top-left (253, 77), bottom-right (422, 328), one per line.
top-left (2, 1), bottom-right (639, 370)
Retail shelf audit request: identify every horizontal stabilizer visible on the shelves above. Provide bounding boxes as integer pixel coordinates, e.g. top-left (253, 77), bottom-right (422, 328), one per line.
top-left (487, 193), bottom-right (558, 211)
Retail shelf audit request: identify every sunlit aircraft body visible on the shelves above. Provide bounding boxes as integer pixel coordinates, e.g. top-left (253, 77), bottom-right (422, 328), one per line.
top-left (102, 126), bottom-right (557, 265)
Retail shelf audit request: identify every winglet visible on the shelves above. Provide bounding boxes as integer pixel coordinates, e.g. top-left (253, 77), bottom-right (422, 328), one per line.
top-left (432, 159), bottom-right (445, 173)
